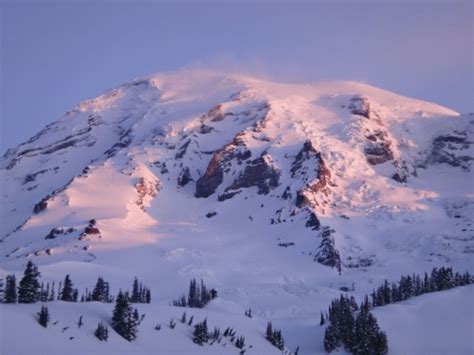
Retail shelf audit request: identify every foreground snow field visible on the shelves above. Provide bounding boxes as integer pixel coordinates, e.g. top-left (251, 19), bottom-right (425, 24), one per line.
top-left (0, 69), bottom-right (472, 354)
top-left (1, 285), bottom-right (472, 355)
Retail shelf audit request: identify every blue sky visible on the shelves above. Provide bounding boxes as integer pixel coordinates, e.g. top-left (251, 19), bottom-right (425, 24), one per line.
top-left (1, 1), bottom-right (473, 152)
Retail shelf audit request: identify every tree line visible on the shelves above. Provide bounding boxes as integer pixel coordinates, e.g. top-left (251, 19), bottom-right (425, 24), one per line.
top-left (322, 266), bottom-right (473, 354)
top-left (370, 267), bottom-right (471, 307)
top-left (172, 278), bottom-right (217, 308)
top-left (0, 261), bottom-right (151, 305)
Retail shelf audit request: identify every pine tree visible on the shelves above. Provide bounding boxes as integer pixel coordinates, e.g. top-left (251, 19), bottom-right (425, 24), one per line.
top-left (235, 335), bottom-right (245, 349)
top-left (18, 261), bottom-right (41, 303)
top-left (131, 277), bottom-right (140, 303)
top-left (193, 318), bottom-right (209, 345)
top-left (37, 305), bottom-right (50, 327)
top-left (181, 311), bottom-right (187, 324)
top-left (0, 278), bottom-right (3, 302)
top-left (57, 281), bottom-right (62, 301)
top-left (265, 322), bottom-right (273, 342)
top-left (3, 274), bottom-right (17, 303)
top-left (320, 312), bottom-right (325, 325)
top-left (382, 279), bottom-right (391, 304)
top-left (78, 315), bottom-right (84, 328)
top-left (95, 322), bottom-right (109, 341)
top-left (188, 279), bottom-right (198, 307)
top-left (146, 288), bottom-right (151, 303)
top-left (111, 291), bottom-right (139, 341)
top-left (324, 324), bottom-right (340, 352)
top-left (60, 274), bottom-right (75, 302)
top-left (92, 277), bottom-right (111, 302)
top-left (352, 306), bottom-right (388, 355)
top-left (49, 281), bottom-right (55, 302)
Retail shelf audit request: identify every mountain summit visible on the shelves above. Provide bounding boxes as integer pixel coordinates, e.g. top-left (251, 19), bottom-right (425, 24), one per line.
top-left (2, 70), bottom-right (471, 268)
top-left (1, 69), bottom-right (473, 353)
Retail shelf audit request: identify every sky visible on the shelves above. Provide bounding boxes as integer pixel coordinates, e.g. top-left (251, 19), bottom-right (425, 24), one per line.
top-left (1, 0), bottom-right (473, 153)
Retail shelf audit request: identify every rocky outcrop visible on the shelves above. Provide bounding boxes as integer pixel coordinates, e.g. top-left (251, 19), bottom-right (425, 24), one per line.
top-left (349, 96), bottom-right (371, 119)
top-left (392, 160), bottom-right (410, 183)
top-left (195, 137), bottom-right (251, 198)
top-left (291, 141), bottom-right (331, 208)
top-left (175, 139), bottom-right (191, 159)
top-left (314, 226), bottom-right (341, 272)
top-left (364, 130), bottom-right (394, 165)
top-left (104, 128), bottom-right (133, 158)
top-left (135, 177), bottom-right (159, 211)
top-left (205, 104), bottom-right (235, 122)
top-left (45, 227), bottom-right (75, 240)
top-left (79, 219), bottom-right (101, 240)
top-left (305, 211), bottom-right (321, 230)
top-left (178, 167), bottom-right (192, 187)
top-left (426, 130), bottom-right (473, 170)
top-left (225, 154), bottom-right (280, 195)
top-left (195, 150), bottom-right (226, 198)
top-left (33, 197), bottom-right (49, 214)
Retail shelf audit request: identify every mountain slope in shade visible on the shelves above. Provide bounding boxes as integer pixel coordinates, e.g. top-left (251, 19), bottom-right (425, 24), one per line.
top-left (1, 69), bottom-right (473, 354)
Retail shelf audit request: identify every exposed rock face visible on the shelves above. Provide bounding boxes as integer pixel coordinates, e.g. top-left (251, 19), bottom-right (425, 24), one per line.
top-left (104, 128), bottom-right (133, 158)
top-left (33, 197), bottom-right (49, 214)
top-left (349, 96), bottom-right (371, 119)
top-left (291, 140), bottom-right (331, 208)
top-left (426, 130), bottom-right (473, 170)
top-left (305, 211), bottom-right (321, 230)
top-left (314, 226), bottom-right (341, 272)
top-left (226, 154), bottom-right (280, 195)
top-left (178, 167), bottom-right (192, 187)
top-left (135, 177), bottom-right (159, 211)
top-left (205, 104), bottom-right (234, 122)
top-left (79, 220), bottom-right (101, 240)
top-left (364, 130), bottom-right (394, 165)
top-left (195, 137), bottom-right (251, 198)
top-left (392, 160), bottom-right (410, 183)
top-left (195, 150), bottom-right (226, 198)
top-left (175, 139), bottom-right (191, 159)
top-left (24, 169), bottom-right (49, 184)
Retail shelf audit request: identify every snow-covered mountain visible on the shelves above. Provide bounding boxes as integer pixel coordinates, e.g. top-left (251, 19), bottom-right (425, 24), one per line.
top-left (1, 69), bottom-right (473, 354)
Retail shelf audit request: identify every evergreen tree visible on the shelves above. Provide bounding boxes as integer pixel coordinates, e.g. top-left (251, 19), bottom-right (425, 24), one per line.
top-left (382, 280), bottom-right (391, 305)
top-left (324, 324), bottom-right (340, 352)
top-left (188, 279), bottom-right (198, 307)
top-left (95, 322), bottom-right (109, 341)
top-left (193, 318), bottom-right (209, 345)
top-left (422, 272), bottom-right (430, 294)
top-left (169, 319), bottom-right (176, 329)
top-left (49, 281), bottom-right (55, 302)
top-left (320, 312), bottom-right (325, 325)
top-left (3, 274), bottom-right (17, 303)
top-left (37, 305), bottom-right (50, 327)
top-left (18, 261), bottom-right (41, 303)
top-left (78, 315), bottom-right (84, 328)
top-left (92, 277), bottom-right (111, 302)
top-left (235, 335), bottom-right (245, 349)
top-left (145, 288), bottom-right (151, 303)
top-left (352, 305), bottom-right (387, 355)
top-left (60, 274), bottom-right (75, 302)
top-left (265, 322), bottom-right (273, 342)
top-left (57, 281), bottom-right (62, 301)
top-left (181, 311), bottom-right (187, 324)
top-left (111, 291), bottom-right (139, 341)
top-left (131, 277), bottom-right (140, 303)
top-left (0, 278), bottom-right (3, 302)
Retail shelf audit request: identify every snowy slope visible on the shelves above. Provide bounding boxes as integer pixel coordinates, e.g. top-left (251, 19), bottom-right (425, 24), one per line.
top-left (1, 69), bottom-right (473, 354)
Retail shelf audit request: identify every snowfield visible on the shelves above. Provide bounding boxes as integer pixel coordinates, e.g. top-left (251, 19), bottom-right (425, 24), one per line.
top-left (0, 69), bottom-right (473, 354)
top-left (1, 285), bottom-right (472, 355)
